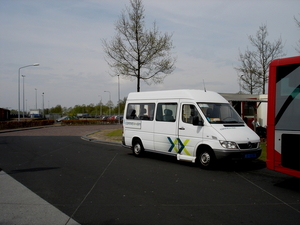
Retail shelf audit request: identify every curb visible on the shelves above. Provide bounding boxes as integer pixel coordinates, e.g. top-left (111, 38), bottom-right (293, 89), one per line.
top-left (0, 126), bottom-right (45, 133)
top-left (0, 125), bottom-right (122, 145)
top-left (81, 132), bottom-right (122, 145)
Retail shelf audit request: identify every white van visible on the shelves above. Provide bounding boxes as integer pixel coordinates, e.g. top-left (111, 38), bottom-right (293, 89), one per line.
top-left (122, 89), bottom-right (261, 168)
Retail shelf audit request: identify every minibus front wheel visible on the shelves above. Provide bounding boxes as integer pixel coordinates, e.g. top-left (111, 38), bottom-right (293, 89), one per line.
top-left (197, 147), bottom-right (215, 169)
top-left (132, 139), bottom-right (144, 157)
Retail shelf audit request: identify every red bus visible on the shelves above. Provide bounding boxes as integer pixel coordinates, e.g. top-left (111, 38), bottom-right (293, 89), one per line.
top-left (267, 56), bottom-right (300, 178)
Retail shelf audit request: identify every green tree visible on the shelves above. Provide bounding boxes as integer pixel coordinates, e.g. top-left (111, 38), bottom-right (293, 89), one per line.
top-left (44, 108), bottom-right (50, 115)
top-left (86, 103), bottom-right (95, 115)
top-left (112, 97), bottom-right (127, 115)
top-left (102, 105), bottom-right (109, 116)
top-left (119, 97), bottom-right (127, 114)
top-left (62, 107), bottom-right (69, 115)
top-left (69, 105), bottom-right (82, 115)
top-left (50, 105), bottom-right (63, 114)
top-left (102, 0), bottom-right (176, 92)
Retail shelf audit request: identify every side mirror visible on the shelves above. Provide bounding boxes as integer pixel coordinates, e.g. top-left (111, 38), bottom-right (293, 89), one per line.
top-left (199, 120), bottom-right (204, 126)
top-left (193, 116), bottom-right (204, 126)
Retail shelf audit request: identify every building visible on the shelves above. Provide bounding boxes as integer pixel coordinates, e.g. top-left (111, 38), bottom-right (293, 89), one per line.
top-left (29, 109), bottom-right (42, 118)
top-left (220, 93), bottom-right (268, 130)
top-left (0, 108), bottom-right (10, 121)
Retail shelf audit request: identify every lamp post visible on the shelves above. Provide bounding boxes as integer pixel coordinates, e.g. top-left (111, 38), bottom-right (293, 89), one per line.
top-left (118, 75), bottom-right (120, 124)
top-left (98, 95), bottom-right (102, 118)
top-left (42, 92), bottom-right (44, 118)
top-left (18, 63), bottom-right (39, 121)
top-left (35, 88), bottom-right (37, 109)
top-left (22, 75), bottom-right (25, 118)
top-left (104, 91), bottom-right (111, 116)
top-left (48, 100), bottom-right (50, 119)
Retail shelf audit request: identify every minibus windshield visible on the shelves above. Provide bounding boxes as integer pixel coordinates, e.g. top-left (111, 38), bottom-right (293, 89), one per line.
top-left (198, 103), bottom-right (244, 124)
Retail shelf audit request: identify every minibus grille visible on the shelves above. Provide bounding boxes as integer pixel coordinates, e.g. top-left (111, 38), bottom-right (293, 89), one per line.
top-left (238, 142), bottom-right (259, 149)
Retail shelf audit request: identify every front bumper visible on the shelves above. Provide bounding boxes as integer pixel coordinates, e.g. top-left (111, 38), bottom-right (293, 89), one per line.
top-left (214, 148), bottom-right (262, 161)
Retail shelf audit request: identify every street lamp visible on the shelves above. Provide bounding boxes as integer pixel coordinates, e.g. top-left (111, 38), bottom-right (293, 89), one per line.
top-left (98, 95), bottom-right (102, 118)
top-left (35, 88), bottom-right (38, 109)
top-left (42, 92), bottom-right (44, 118)
top-left (104, 90), bottom-right (111, 116)
top-left (118, 75), bottom-right (120, 124)
top-left (22, 75), bottom-right (25, 118)
top-left (18, 63), bottom-right (39, 121)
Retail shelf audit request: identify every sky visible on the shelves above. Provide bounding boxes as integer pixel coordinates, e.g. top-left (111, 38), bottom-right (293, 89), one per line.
top-left (0, 0), bottom-right (299, 111)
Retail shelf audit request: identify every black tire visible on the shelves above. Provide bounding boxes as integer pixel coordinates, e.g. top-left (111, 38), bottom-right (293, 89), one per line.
top-left (132, 139), bottom-right (144, 157)
top-left (197, 148), bottom-right (215, 169)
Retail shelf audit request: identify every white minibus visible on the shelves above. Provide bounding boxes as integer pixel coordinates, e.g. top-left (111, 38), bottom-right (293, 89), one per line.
top-left (122, 89), bottom-right (261, 168)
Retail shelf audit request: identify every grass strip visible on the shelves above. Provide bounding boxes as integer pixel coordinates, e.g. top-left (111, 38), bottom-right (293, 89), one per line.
top-left (105, 129), bottom-right (122, 141)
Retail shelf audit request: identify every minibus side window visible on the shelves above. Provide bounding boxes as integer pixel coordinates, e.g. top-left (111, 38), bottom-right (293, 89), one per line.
top-left (156, 103), bottom-right (177, 122)
top-left (126, 103), bottom-right (155, 120)
top-left (182, 104), bottom-right (201, 124)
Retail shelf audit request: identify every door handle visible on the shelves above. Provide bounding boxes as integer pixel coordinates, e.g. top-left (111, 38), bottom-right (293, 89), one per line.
top-left (179, 127), bottom-right (185, 130)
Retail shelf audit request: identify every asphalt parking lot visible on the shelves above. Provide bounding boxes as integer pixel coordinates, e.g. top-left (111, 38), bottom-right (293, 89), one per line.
top-left (0, 125), bottom-right (300, 225)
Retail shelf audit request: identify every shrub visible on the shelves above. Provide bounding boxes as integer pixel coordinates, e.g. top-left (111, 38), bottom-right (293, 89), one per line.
top-left (0, 120), bottom-right (55, 130)
top-left (61, 119), bottom-right (120, 126)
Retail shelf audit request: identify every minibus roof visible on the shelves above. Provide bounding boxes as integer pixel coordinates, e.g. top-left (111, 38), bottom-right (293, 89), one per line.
top-left (127, 89), bottom-right (228, 103)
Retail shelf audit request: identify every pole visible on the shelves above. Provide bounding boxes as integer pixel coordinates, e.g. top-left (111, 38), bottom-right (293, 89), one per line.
top-left (22, 75), bottom-right (25, 118)
top-left (104, 91), bottom-right (111, 116)
top-left (98, 95), bottom-right (102, 118)
top-left (18, 68), bottom-right (20, 120)
top-left (118, 75), bottom-right (120, 124)
top-left (17, 63), bottom-right (39, 121)
top-left (42, 92), bottom-right (44, 118)
top-left (35, 88), bottom-right (37, 109)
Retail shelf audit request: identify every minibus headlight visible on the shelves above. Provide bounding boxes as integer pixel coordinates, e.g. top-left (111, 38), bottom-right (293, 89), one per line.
top-left (219, 141), bottom-right (238, 149)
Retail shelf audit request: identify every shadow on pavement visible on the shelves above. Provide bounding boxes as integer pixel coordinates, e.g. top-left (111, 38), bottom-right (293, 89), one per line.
top-left (128, 151), bottom-right (266, 172)
top-left (216, 159), bottom-right (266, 172)
top-left (274, 177), bottom-right (300, 191)
top-left (9, 167), bottom-right (60, 174)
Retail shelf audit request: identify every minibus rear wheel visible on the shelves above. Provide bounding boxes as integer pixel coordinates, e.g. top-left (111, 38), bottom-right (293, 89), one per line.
top-left (197, 147), bottom-right (215, 169)
top-left (132, 139), bottom-right (144, 157)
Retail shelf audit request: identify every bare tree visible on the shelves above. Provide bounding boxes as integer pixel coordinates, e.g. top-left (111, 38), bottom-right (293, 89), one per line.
top-left (237, 50), bottom-right (261, 94)
top-left (102, 0), bottom-right (176, 92)
top-left (236, 24), bottom-right (285, 94)
top-left (295, 15), bottom-right (300, 54)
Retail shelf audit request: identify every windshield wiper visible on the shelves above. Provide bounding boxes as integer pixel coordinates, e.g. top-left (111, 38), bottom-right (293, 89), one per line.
top-left (221, 120), bottom-right (242, 123)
